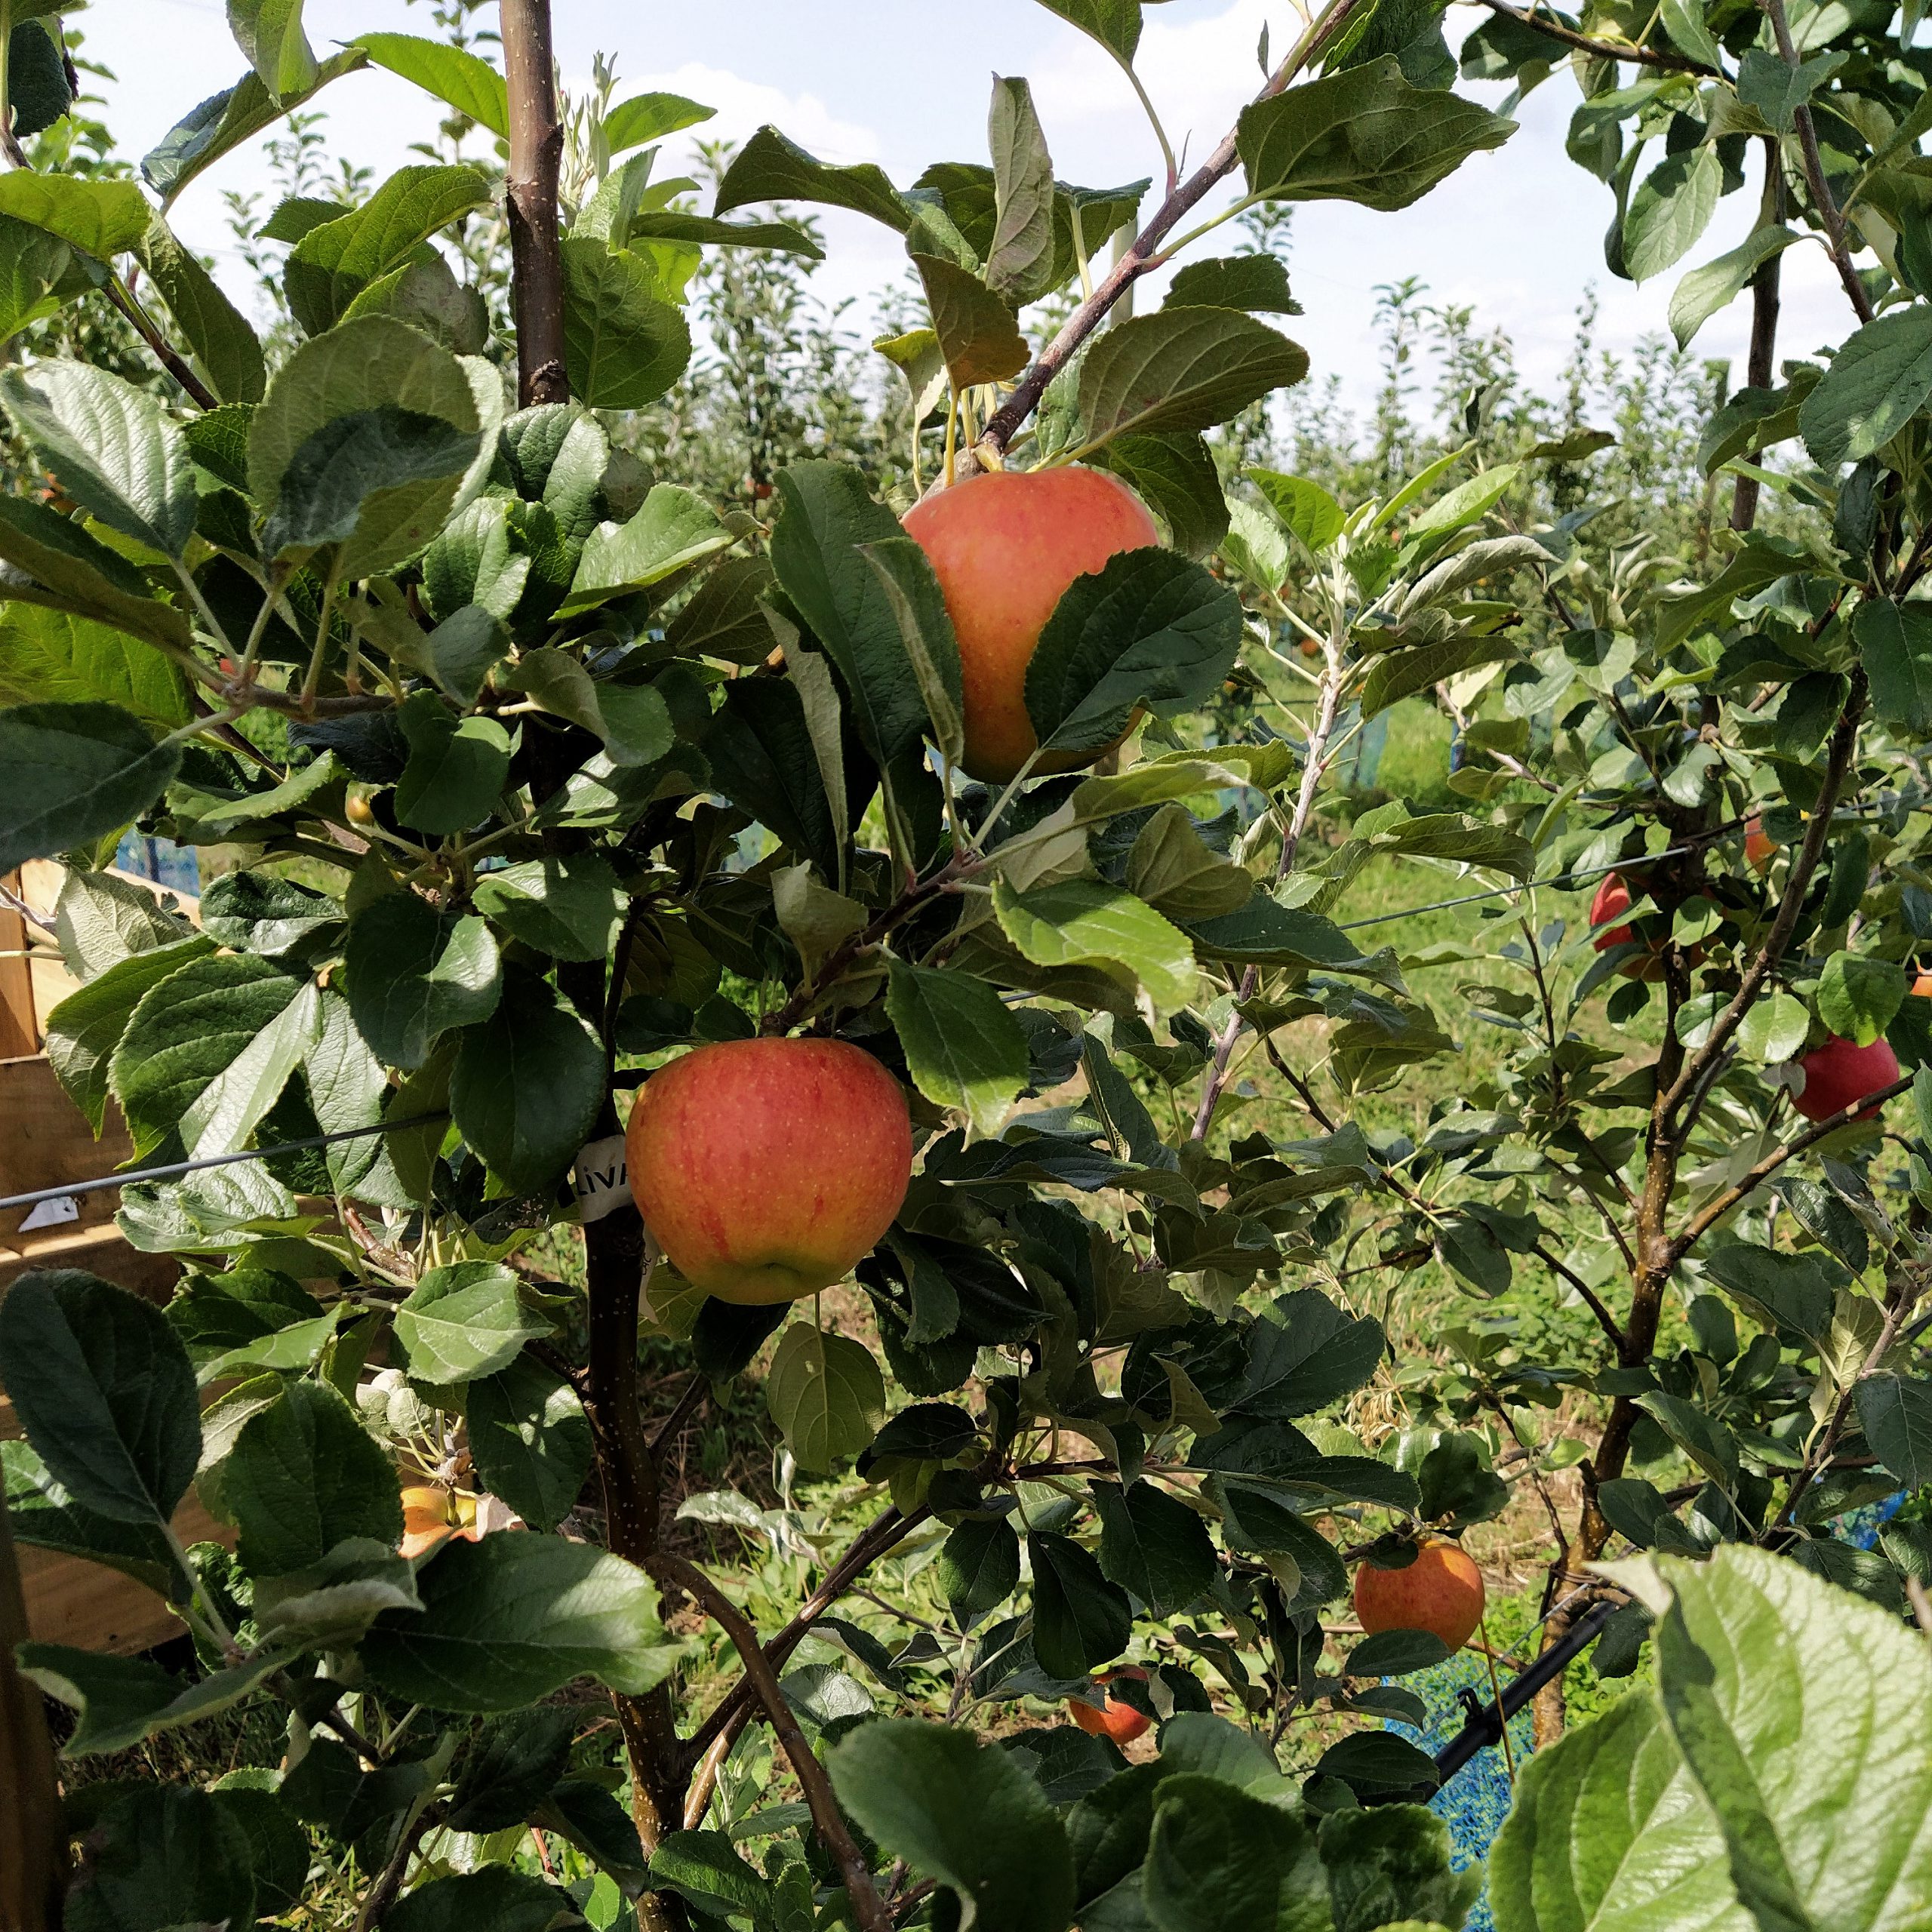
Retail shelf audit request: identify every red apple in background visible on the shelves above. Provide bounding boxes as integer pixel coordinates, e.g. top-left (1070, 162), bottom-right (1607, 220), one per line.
top-left (1354, 1539), bottom-right (1486, 1654)
top-left (1744, 815), bottom-right (1777, 872)
top-left (902, 466), bottom-right (1161, 783)
top-left (1589, 872), bottom-right (1635, 951)
top-left (1069, 1666), bottom-right (1152, 1744)
top-left (626, 1038), bottom-right (912, 1305)
top-left (1791, 1035), bottom-right (1901, 1122)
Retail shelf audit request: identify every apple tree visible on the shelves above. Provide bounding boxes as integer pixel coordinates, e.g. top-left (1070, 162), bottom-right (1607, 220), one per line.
top-left (0, 0), bottom-right (1929, 1929)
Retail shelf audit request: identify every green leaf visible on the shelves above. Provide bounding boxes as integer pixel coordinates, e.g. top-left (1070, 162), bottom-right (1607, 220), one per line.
top-left (395, 1260), bottom-right (552, 1385)
top-left (666, 553), bottom-right (777, 663)
top-left (1029, 1530), bottom-right (1131, 1676)
top-left (559, 237), bottom-right (692, 408)
top-left (1801, 305), bottom-right (1932, 468)
top-left (771, 460), bottom-right (931, 766)
top-left (224, 1379), bottom-right (402, 1576)
top-left (352, 32), bottom-right (509, 136)
top-left (1854, 597), bottom-right (1932, 735)
top-left (994, 878), bottom-right (1196, 1011)
top-left (1817, 952), bottom-right (1907, 1047)
top-left (1641, 1546), bottom-right (1932, 1932)
top-left (110, 950), bottom-right (318, 1160)
top-left (502, 646), bottom-right (675, 764)
top-left (1094, 432), bottom-right (1229, 559)
top-left (1361, 636), bottom-right (1517, 718)
top-left (63, 1786), bottom-right (257, 1932)
top-left (1248, 468), bottom-right (1346, 551)
top-left (395, 688), bottom-right (511, 835)
top-left (605, 91), bottom-right (715, 152)
top-left (134, 214), bottom-right (268, 405)
top-left (3, 1441), bottom-right (183, 1598)
top-left (1240, 1289), bottom-right (1386, 1417)
top-left (17, 1638), bottom-right (285, 1761)
top-left (560, 483), bottom-right (733, 616)
top-left (450, 971), bottom-right (605, 1194)
top-left (626, 210), bottom-right (823, 256)
top-left (0, 605), bottom-right (190, 728)
top-left (472, 852), bottom-right (624, 963)
top-left (1128, 805), bottom-right (1254, 920)
top-left (712, 124), bottom-right (912, 231)
top-left (828, 1718), bottom-right (1078, 1932)
top-left (858, 534), bottom-right (965, 763)
top-left (1143, 1770), bottom-right (1326, 1930)
top-left (0, 171), bottom-right (152, 256)
top-left (168, 1264), bottom-right (324, 1363)
top-left (1073, 306), bottom-right (1309, 451)
top-left (1036, 0), bottom-right (1146, 59)
top-left (266, 405), bottom-right (481, 565)
top-left (1320, 1808), bottom-right (1478, 1932)
top-left (648, 1834), bottom-right (770, 1922)
top-left (1238, 58), bottom-right (1514, 210)
top-left (1024, 547), bottom-right (1243, 754)
top-left (0, 494), bottom-right (194, 654)
top-left (345, 893), bottom-right (500, 1072)
top-left (886, 958), bottom-right (1029, 1136)
top-left (986, 75), bottom-right (1058, 306)
top-left (767, 1324), bottom-right (887, 1470)
top-left (939, 1516), bottom-right (1022, 1622)
top-left (228, 0), bottom-right (318, 98)
top-left (367, 1873), bottom-right (568, 1932)
top-left (1856, 1373), bottom-right (1932, 1491)
top-left (0, 1270), bottom-right (199, 1527)
top-left (466, 1356), bottom-right (595, 1532)
top-left (54, 867), bottom-right (192, 979)
top-left (362, 1531), bottom-right (681, 1711)
top-left (0, 363), bottom-right (198, 560)
top-left (248, 312), bottom-right (479, 509)
top-left (1623, 144), bottom-right (1722, 283)
top-left (1094, 1479), bottom-right (1218, 1616)
top-left (251, 1539), bottom-right (423, 1649)
top-left (1168, 254), bottom-right (1299, 315)
top-left (913, 251), bottom-right (1030, 386)
top-left (0, 211), bottom-right (75, 347)
top-left (141, 50), bottom-right (370, 206)
top-left (1669, 225), bottom-right (1798, 349)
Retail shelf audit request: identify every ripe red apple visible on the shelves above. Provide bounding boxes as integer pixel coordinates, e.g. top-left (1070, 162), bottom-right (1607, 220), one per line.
top-left (1353, 1539), bottom-right (1486, 1654)
top-left (901, 465), bottom-right (1161, 783)
top-left (1589, 872), bottom-right (1636, 951)
top-left (1069, 1666), bottom-right (1151, 1744)
top-left (1744, 815), bottom-right (1777, 872)
top-left (1791, 1034), bottom-right (1901, 1123)
top-left (626, 1038), bottom-right (912, 1305)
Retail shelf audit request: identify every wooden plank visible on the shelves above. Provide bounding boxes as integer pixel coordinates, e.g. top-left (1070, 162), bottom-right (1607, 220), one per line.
top-left (0, 872), bottom-right (35, 1060)
top-left (17, 1496), bottom-right (233, 1657)
top-left (0, 1057), bottom-right (139, 1251)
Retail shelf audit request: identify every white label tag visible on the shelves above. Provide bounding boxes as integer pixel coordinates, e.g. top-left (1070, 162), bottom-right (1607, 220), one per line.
top-left (18, 1194), bottom-right (80, 1232)
top-left (572, 1135), bottom-right (631, 1224)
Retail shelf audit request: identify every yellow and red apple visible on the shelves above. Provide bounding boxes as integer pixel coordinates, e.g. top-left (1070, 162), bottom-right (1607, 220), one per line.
top-left (902, 465), bottom-right (1161, 783)
top-left (1353, 1538), bottom-right (1486, 1654)
top-left (1069, 1665), bottom-right (1152, 1744)
top-left (400, 1484), bottom-right (480, 1559)
top-left (626, 1037), bottom-right (912, 1305)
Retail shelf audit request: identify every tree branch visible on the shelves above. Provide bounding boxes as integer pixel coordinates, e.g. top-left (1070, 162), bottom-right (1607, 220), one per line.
top-left (1663, 1072), bottom-right (1913, 1266)
top-left (105, 274), bottom-right (218, 411)
top-left (1731, 138), bottom-right (1784, 534)
top-left (1473, 0), bottom-right (1718, 73)
top-left (502, 0), bottom-right (570, 407)
top-left (1761, 0), bottom-right (1873, 324)
top-left (1660, 672), bottom-right (1866, 1129)
top-left (1534, 1243), bottom-right (1626, 1352)
top-left (652, 1553), bottom-right (892, 1932)
top-left (964, 0), bottom-right (1372, 473)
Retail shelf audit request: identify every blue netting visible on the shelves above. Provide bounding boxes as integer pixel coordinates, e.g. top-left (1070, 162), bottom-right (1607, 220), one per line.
top-left (1392, 1491), bottom-right (1907, 1930)
top-left (114, 834), bottom-right (200, 897)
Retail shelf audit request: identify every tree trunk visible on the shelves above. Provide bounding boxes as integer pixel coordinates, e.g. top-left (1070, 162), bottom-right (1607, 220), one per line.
top-left (501, 0), bottom-right (570, 409)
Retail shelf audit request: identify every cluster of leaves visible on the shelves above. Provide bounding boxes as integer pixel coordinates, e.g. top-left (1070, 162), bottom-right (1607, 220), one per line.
top-left (4, 0), bottom-right (1932, 1928)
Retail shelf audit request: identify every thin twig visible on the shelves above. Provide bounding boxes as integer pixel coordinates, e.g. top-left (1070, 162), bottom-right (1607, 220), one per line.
top-left (652, 1552), bottom-right (892, 1932)
top-left (1474, 0), bottom-right (1718, 72)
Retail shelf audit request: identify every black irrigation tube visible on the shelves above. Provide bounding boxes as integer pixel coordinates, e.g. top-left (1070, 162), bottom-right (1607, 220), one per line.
top-left (1429, 1598), bottom-right (1620, 1787)
top-left (0, 1113), bottom-right (449, 1216)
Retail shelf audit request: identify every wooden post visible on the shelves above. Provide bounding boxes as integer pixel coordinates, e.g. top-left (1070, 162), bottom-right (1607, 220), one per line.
top-left (0, 871), bottom-right (37, 1059)
top-left (0, 1483), bottom-right (68, 1930)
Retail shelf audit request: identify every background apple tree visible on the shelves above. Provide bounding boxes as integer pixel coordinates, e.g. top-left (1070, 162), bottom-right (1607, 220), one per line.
top-left (2, 0), bottom-right (1932, 1929)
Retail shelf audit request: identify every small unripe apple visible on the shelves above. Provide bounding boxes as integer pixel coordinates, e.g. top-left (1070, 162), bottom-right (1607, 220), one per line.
top-left (1069, 1665), bottom-right (1151, 1744)
top-left (399, 1484), bottom-right (479, 1558)
top-left (346, 793), bottom-right (377, 828)
top-left (1791, 1034), bottom-right (1901, 1122)
top-left (1744, 815), bottom-right (1776, 872)
top-left (1353, 1539), bottom-right (1485, 1654)
top-left (901, 465), bottom-right (1161, 783)
top-left (626, 1037), bottom-right (912, 1305)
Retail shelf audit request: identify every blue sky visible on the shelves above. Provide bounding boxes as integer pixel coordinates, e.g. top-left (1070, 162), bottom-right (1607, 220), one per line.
top-left (97, 0), bottom-right (1854, 423)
